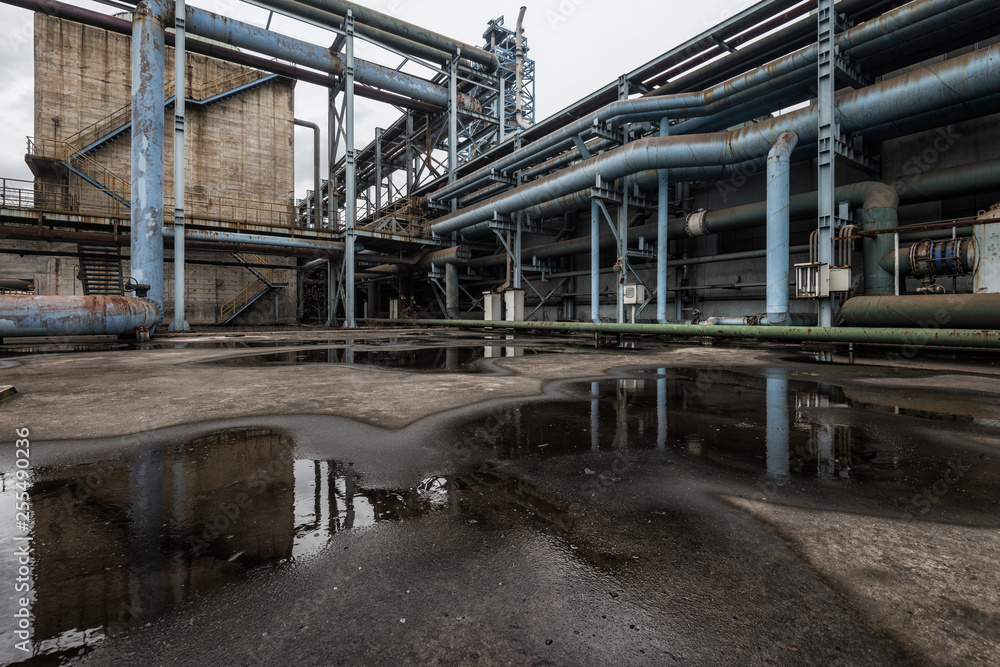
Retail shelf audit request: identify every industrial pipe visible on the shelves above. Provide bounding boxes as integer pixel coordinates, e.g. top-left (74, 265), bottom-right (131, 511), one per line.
top-left (5, 0), bottom-right (440, 112)
top-left (429, 43), bottom-right (1000, 236)
top-left (292, 0), bottom-right (499, 71)
top-left (183, 5), bottom-right (481, 112)
top-left (860, 184), bottom-right (899, 296)
top-left (294, 119), bottom-right (322, 229)
top-left (445, 263), bottom-right (459, 320)
top-left (162, 228), bottom-right (344, 253)
top-left (427, 0), bottom-right (981, 204)
top-left (841, 294), bottom-right (1000, 329)
top-left (766, 130), bottom-right (799, 326)
top-left (0, 295), bottom-right (161, 337)
top-left (879, 239), bottom-right (975, 279)
top-left (378, 319), bottom-right (1000, 349)
top-left (170, 0), bottom-right (189, 332)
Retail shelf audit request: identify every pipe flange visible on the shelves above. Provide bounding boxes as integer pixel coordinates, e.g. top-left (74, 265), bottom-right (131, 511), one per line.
top-left (685, 209), bottom-right (711, 237)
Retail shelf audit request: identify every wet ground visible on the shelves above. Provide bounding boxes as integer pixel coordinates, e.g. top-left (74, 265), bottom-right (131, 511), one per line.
top-left (0, 329), bottom-right (998, 665)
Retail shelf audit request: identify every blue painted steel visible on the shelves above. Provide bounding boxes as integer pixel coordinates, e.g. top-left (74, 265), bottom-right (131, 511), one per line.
top-left (591, 198), bottom-right (600, 323)
top-left (766, 131), bottom-right (799, 326)
top-left (130, 0), bottom-right (169, 325)
top-left (656, 117), bottom-right (670, 324)
top-left (429, 0), bottom-right (980, 205)
top-left (0, 295), bottom-right (161, 337)
top-left (161, 228), bottom-right (344, 253)
top-left (183, 6), bottom-right (478, 112)
top-left (428, 43), bottom-right (1000, 236)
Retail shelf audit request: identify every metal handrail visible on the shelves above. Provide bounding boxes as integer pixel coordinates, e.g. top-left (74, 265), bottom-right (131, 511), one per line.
top-left (218, 278), bottom-right (268, 322)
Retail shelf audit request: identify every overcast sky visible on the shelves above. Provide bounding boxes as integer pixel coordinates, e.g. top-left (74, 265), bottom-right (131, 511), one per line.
top-left (0, 0), bottom-right (748, 198)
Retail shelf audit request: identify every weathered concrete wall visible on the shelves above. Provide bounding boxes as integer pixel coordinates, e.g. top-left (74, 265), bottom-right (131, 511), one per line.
top-left (22, 15), bottom-right (299, 325)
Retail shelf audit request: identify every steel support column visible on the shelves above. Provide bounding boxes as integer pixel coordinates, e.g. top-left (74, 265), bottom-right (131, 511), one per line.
top-left (656, 117), bottom-right (670, 324)
top-left (343, 11), bottom-right (356, 328)
top-left (131, 0), bottom-right (169, 326)
top-left (591, 198), bottom-right (600, 323)
top-left (816, 0), bottom-right (838, 325)
top-left (169, 0), bottom-right (189, 331)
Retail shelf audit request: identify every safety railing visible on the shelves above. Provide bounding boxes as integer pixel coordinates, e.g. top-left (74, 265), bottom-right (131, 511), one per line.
top-left (218, 278), bottom-right (269, 323)
top-left (357, 197), bottom-right (428, 238)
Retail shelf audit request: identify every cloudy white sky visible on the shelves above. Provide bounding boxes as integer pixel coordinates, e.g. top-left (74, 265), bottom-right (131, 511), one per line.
top-left (0, 0), bottom-right (749, 198)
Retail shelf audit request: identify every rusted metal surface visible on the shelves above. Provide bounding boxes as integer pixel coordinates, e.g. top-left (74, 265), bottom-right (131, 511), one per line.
top-left (0, 295), bottom-right (161, 337)
top-left (841, 295), bottom-right (1000, 329)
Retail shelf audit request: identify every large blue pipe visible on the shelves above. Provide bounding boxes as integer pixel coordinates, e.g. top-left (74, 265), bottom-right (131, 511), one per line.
top-left (0, 296), bottom-right (161, 337)
top-left (765, 131), bottom-right (798, 326)
top-left (428, 43), bottom-right (1000, 236)
top-left (428, 0), bottom-right (982, 204)
top-left (183, 6), bottom-right (479, 112)
top-left (130, 0), bottom-right (169, 325)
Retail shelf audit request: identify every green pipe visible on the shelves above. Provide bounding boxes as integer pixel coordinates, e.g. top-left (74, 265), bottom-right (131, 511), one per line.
top-left (841, 294), bottom-right (1000, 329)
top-left (377, 319), bottom-right (1000, 349)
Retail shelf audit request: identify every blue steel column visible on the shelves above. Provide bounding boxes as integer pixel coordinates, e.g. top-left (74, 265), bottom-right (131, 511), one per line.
top-left (816, 0), bottom-right (838, 326)
top-left (590, 198), bottom-right (600, 323)
top-left (344, 11), bottom-right (356, 328)
top-left (131, 0), bottom-right (169, 324)
top-left (766, 130), bottom-right (799, 326)
top-left (656, 117), bottom-right (670, 324)
top-left (169, 0), bottom-right (189, 331)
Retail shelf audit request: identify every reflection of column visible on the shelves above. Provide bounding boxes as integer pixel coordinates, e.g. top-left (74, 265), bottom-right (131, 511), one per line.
top-left (130, 447), bottom-right (165, 622)
top-left (817, 425), bottom-right (835, 478)
top-left (171, 443), bottom-right (185, 605)
top-left (344, 464), bottom-right (356, 530)
top-left (657, 368), bottom-right (667, 450)
top-left (446, 346), bottom-right (458, 371)
top-left (344, 340), bottom-right (355, 366)
top-left (313, 461), bottom-right (322, 530)
top-left (766, 369), bottom-right (790, 480)
top-left (591, 382), bottom-right (600, 451)
top-left (328, 461), bottom-right (339, 535)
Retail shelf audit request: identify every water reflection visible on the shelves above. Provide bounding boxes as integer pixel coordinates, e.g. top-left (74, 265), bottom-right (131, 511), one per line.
top-left (196, 345), bottom-right (541, 371)
top-left (455, 369), bottom-right (874, 484)
top-left (16, 429), bottom-right (444, 663)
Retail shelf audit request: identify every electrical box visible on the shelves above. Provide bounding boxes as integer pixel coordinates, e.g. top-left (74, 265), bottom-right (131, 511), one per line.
top-left (483, 292), bottom-right (502, 321)
top-left (795, 262), bottom-right (829, 298)
top-left (623, 283), bottom-right (646, 305)
top-left (389, 298), bottom-right (400, 320)
top-left (829, 267), bottom-right (852, 293)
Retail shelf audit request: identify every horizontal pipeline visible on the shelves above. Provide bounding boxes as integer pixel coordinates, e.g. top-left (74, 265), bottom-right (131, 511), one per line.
top-left (0, 295), bottom-right (160, 337)
top-left (161, 228), bottom-right (344, 254)
top-left (379, 319), bottom-right (1000, 349)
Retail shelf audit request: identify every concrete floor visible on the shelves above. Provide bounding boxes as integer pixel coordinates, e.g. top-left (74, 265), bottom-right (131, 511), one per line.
top-left (1, 328), bottom-right (998, 665)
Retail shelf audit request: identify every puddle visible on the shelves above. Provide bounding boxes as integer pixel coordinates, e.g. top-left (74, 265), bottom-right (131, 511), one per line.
top-left (193, 345), bottom-right (547, 371)
top-left (452, 368), bottom-right (999, 513)
top-left (1, 428), bottom-right (445, 664)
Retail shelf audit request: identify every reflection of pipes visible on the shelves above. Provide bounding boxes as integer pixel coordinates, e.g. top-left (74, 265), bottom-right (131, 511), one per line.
top-left (514, 7), bottom-right (530, 130)
top-left (766, 130), bottom-right (799, 326)
top-left (590, 381), bottom-right (600, 452)
top-left (841, 294), bottom-right (1000, 329)
top-left (765, 368), bottom-right (790, 481)
top-left (657, 368), bottom-right (667, 450)
top-left (395, 318), bottom-right (1000, 348)
top-left (0, 295), bottom-right (161, 337)
top-left (294, 119), bottom-right (322, 229)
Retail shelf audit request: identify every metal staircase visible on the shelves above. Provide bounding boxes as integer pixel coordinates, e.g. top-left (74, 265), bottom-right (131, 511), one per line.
top-left (27, 70), bottom-right (280, 209)
top-left (77, 244), bottom-right (124, 295)
top-left (218, 252), bottom-right (288, 324)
